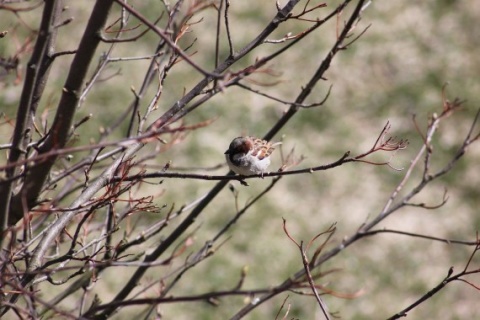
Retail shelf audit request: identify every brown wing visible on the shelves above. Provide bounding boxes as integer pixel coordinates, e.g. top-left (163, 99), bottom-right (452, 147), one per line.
top-left (248, 136), bottom-right (281, 160)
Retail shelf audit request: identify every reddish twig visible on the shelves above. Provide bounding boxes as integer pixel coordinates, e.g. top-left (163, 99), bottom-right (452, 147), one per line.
top-left (283, 219), bottom-right (332, 320)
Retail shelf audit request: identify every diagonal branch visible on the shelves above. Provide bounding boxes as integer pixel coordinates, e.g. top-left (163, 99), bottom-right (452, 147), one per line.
top-left (12, 0), bottom-right (305, 317)
top-left (8, 0), bottom-right (116, 225)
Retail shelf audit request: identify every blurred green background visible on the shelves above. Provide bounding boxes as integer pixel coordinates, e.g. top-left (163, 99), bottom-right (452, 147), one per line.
top-left (1, 1), bottom-right (479, 319)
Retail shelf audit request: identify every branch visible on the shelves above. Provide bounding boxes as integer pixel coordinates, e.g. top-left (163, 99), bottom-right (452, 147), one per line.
top-left (388, 239), bottom-right (480, 319)
top-left (113, 0), bottom-right (222, 79)
top-left (230, 93), bottom-right (477, 320)
top-left (0, 0), bottom-right (62, 243)
top-left (283, 219), bottom-right (331, 320)
top-left (79, 3), bottom-right (306, 318)
top-left (11, 3), bottom-right (309, 306)
top-left (360, 229), bottom-right (478, 246)
top-left (117, 151), bottom-right (351, 183)
top-left (7, 0), bottom-right (116, 225)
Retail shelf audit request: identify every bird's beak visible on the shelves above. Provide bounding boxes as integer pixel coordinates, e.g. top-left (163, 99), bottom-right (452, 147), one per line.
top-left (224, 149), bottom-right (230, 154)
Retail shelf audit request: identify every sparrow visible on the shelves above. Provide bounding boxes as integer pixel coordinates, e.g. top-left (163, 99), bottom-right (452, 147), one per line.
top-left (225, 136), bottom-right (281, 176)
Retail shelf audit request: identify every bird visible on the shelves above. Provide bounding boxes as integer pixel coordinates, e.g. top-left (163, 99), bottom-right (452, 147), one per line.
top-left (224, 136), bottom-right (281, 176)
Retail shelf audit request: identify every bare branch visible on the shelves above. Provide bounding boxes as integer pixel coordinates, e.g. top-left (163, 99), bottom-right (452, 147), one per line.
top-left (113, 0), bottom-right (223, 79)
top-left (388, 239), bottom-right (480, 319)
top-left (0, 0), bottom-right (63, 242)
